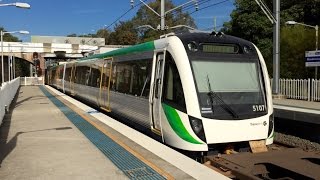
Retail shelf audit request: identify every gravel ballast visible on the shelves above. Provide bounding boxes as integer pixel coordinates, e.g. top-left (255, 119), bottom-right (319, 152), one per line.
top-left (274, 132), bottom-right (320, 152)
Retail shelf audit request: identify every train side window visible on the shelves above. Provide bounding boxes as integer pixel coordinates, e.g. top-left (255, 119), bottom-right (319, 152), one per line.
top-left (59, 67), bottom-right (63, 79)
top-left (162, 53), bottom-right (186, 112)
top-left (155, 58), bottom-right (163, 99)
top-left (89, 67), bottom-right (101, 87)
top-left (139, 60), bottom-right (152, 97)
top-left (65, 67), bottom-right (71, 81)
top-left (75, 65), bottom-right (90, 85)
top-left (112, 59), bottom-right (151, 97)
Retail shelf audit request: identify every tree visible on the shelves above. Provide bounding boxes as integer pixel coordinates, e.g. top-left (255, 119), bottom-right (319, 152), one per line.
top-left (67, 33), bottom-right (77, 37)
top-left (15, 58), bottom-right (30, 77)
top-left (224, 0), bottom-right (320, 78)
top-left (96, 29), bottom-right (110, 44)
top-left (108, 21), bottom-right (138, 45)
top-left (0, 27), bottom-right (20, 42)
top-left (132, 0), bottom-right (196, 42)
top-left (67, 33), bottom-right (98, 38)
top-left (280, 26), bottom-right (315, 78)
top-left (67, 1), bottom-right (196, 45)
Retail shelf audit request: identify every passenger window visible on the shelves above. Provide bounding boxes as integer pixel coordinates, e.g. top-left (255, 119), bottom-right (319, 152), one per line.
top-left (65, 67), bottom-right (71, 81)
top-left (162, 53), bottom-right (186, 112)
top-left (155, 58), bottom-right (163, 99)
top-left (75, 65), bottom-right (90, 85)
top-left (89, 67), bottom-right (101, 87)
top-left (112, 60), bottom-right (152, 97)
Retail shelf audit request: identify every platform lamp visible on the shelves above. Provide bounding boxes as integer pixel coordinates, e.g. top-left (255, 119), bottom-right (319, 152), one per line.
top-left (1, 30), bottom-right (29, 85)
top-left (0, 2), bottom-right (30, 85)
top-left (0, 2), bottom-right (30, 8)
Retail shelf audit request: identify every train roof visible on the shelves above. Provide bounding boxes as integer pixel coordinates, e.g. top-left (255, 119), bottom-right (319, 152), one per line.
top-left (176, 32), bottom-right (254, 47)
top-left (78, 32), bottom-right (254, 62)
top-left (79, 41), bottom-right (155, 62)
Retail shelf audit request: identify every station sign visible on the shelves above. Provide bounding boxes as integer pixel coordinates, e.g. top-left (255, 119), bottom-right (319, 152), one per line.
top-left (305, 50), bottom-right (320, 67)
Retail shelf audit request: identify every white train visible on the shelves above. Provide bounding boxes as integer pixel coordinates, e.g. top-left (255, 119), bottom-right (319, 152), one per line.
top-left (48, 32), bottom-right (274, 153)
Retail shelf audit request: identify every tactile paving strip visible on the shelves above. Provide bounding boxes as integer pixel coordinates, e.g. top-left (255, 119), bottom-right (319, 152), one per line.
top-left (40, 86), bottom-right (166, 180)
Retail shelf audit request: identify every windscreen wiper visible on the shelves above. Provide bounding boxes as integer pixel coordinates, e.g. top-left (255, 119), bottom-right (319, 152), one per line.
top-left (206, 75), bottom-right (239, 118)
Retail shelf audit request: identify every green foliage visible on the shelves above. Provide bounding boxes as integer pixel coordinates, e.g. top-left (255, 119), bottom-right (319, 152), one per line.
top-left (281, 26), bottom-right (315, 78)
top-left (224, 0), bottom-right (320, 79)
top-left (15, 58), bottom-right (30, 77)
top-left (71, 0), bottom-right (196, 45)
top-left (0, 27), bottom-right (20, 42)
top-left (132, 0), bottom-right (196, 42)
top-left (108, 21), bottom-right (138, 45)
top-left (96, 29), bottom-right (110, 44)
top-left (67, 33), bottom-right (77, 37)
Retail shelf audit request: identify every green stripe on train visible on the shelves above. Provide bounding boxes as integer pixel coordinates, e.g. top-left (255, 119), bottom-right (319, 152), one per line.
top-left (162, 103), bottom-right (203, 144)
top-left (80, 41), bottom-right (155, 61)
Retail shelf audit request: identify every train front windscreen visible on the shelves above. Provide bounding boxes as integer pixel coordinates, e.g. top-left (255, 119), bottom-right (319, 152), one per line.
top-left (191, 59), bottom-right (267, 120)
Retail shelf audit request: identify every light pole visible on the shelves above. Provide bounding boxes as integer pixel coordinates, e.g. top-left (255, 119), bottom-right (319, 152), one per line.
top-left (286, 21), bottom-right (318, 78)
top-left (0, 2), bottom-right (30, 85)
top-left (1, 30), bottom-right (29, 85)
top-left (0, 2), bottom-right (30, 8)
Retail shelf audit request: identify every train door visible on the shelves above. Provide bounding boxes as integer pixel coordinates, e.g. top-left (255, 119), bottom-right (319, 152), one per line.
top-left (70, 63), bottom-right (76, 95)
top-left (56, 66), bottom-right (60, 87)
top-left (62, 63), bottom-right (66, 93)
top-left (150, 50), bottom-right (166, 136)
top-left (99, 58), bottom-right (112, 112)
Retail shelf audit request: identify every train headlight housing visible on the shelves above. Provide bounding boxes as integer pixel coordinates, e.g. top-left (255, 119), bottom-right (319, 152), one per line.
top-left (187, 41), bottom-right (198, 52)
top-left (268, 113), bottom-right (274, 137)
top-left (189, 116), bottom-right (206, 142)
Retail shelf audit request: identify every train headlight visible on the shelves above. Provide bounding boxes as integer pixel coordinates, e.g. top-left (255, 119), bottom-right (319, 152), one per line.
top-left (189, 116), bottom-right (206, 142)
top-left (187, 41), bottom-right (198, 52)
top-left (191, 119), bottom-right (202, 134)
top-left (268, 113), bottom-right (274, 137)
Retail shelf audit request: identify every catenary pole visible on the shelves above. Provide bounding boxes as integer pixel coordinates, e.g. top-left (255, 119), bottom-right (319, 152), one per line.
top-left (272, 0), bottom-right (280, 94)
top-left (161, 0), bottom-right (165, 30)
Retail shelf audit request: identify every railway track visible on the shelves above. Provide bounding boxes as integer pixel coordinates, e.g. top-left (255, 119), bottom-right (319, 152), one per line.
top-left (203, 141), bottom-right (320, 180)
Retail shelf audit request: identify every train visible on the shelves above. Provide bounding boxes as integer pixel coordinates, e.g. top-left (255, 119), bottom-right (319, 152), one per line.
top-left (47, 32), bottom-right (274, 153)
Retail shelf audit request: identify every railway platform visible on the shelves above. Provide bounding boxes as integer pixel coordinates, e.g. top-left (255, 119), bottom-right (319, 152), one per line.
top-left (273, 99), bottom-right (320, 124)
top-left (0, 85), bottom-right (227, 180)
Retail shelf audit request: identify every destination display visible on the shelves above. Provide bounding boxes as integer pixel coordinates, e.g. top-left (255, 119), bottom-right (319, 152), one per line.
top-left (202, 44), bottom-right (239, 53)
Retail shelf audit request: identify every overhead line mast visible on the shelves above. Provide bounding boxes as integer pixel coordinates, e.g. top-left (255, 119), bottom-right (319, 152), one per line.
top-left (131, 0), bottom-right (198, 30)
top-left (254, 0), bottom-right (280, 95)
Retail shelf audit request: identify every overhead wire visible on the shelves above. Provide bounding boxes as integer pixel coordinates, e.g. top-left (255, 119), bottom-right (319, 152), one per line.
top-left (168, 0), bottom-right (231, 31)
top-left (95, 0), bottom-right (230, 33)
top-left (103, 0), bottom-right (149, 31)
top-left (181, 0), bottom-right (213, 12)
top-left (189, 0), bottom-right (231, 15)
top-left (169, 0), bottom-right (211, 16)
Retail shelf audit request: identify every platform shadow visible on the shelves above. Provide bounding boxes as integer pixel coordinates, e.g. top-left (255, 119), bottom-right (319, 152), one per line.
top-left (0, 87), bottom-right (72, 167)
top-left (0, 127), bottom-right (72, 168)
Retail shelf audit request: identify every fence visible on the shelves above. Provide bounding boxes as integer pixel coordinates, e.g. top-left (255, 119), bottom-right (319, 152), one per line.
top-left (20, 77), bottom-right (44, 86)
top-left (273, 78), bottom-right (320, 101)
top-left (0, 77), bottom-right (20, 126)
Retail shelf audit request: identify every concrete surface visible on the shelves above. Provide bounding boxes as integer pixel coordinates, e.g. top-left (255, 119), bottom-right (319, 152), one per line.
top-left (273, 99), bottom-right (320, 124)
top-left (273, 98), bottom-right (320, 110)
top-left (46, 85), bottom-right (229, 180)
top-left (0, 86), bottom-right (128, 180)
top-left (0, 85), bottom-right (230, 180)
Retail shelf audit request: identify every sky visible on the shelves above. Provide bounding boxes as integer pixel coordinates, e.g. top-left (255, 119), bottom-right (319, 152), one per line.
top-left (0, 0), bottom-right (235, 42)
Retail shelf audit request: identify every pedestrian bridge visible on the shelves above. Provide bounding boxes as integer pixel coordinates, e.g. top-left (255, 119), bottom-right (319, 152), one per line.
top-left (1, 41), bottom-right (100, 63)
top-left (0, 41), bottom-right (122, 82)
